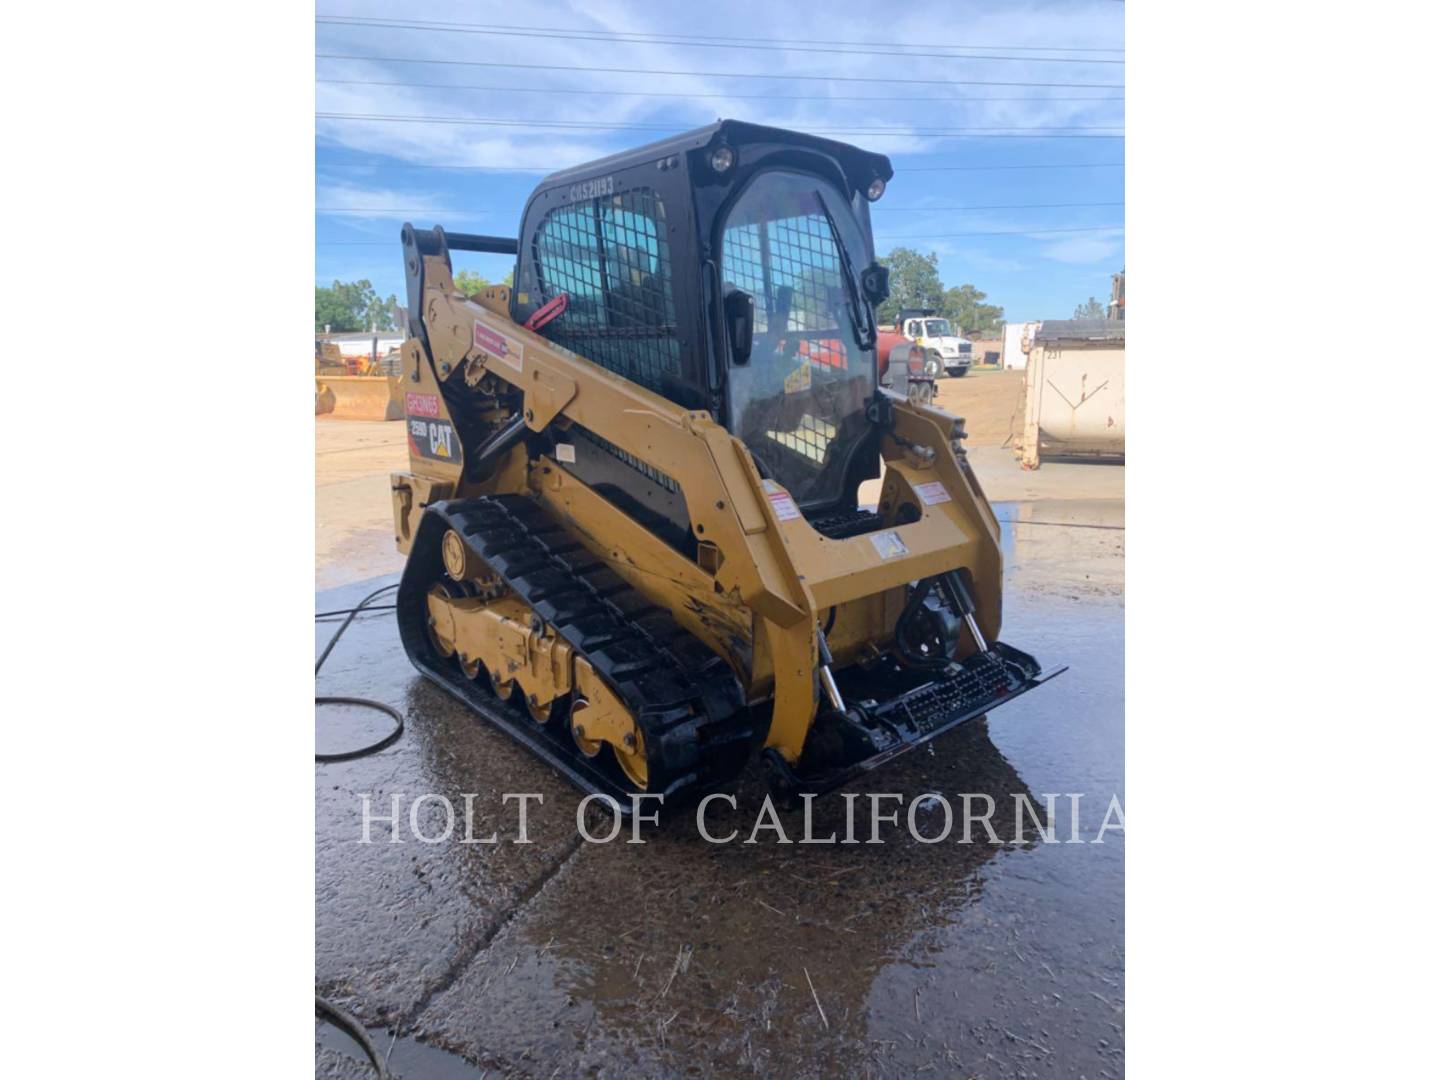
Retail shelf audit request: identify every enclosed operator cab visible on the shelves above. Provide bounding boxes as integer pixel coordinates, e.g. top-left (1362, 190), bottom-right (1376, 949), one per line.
top-left (508, 120), bottom-right (894, 544)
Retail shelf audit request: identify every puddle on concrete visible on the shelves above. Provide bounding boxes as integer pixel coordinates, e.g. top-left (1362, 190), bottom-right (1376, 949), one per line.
top-left (993, 498), bottom-right (1125, 560)
top-left (316, 572), bottom-right (1123, 1077)
top-left (316, 1018), bottom-right (485, 1079)
top-left (315, 698), bottom-right (402, 761)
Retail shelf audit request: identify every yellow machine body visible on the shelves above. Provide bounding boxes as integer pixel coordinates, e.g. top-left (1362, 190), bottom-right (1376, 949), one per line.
top-left (386, 121), bottom-right (1055, 803)
top-left (394, 272), bottom-right (1011, 768)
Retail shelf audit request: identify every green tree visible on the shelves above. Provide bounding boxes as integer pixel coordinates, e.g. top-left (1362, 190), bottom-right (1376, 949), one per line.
top-left (875, 247), bottom-right (944, 324)
top-left (453, 268), bottom-right (515, 296)
top-left (940, 284), bottom-right (1005, 337)
top-left (1073, 296), bottom-right (1105, 319)
top-left (314, 280), bottom-right (397, 332)
top-left (453, 269), bottom-right (489, 296)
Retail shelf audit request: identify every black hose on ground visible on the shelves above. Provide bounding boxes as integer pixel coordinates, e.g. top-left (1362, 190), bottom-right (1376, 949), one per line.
top-left (315, 588), bottom-right (405, 1074)
top-left (315, 994), bottom-right (390, 1080)
top-left (314, 696), bottom-right (405, 762)
top-left (315, 584), bottom-right (397, 674)
top-left (316, 603), bottom-right (396, 620)
top-left (314, 583), bottom-right (404, 762)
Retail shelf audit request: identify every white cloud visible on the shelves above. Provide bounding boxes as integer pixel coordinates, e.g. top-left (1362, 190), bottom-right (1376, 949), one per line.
top-left (314, 0), bottom-right (1123, 165)
top-left (1038, 228), bottom-right (1125, 264)
top-left (941, 247), bottom-right (1028, 273)
top-left (315, 0), bottom-right (1124, 308)
top-left (314, 179), bottom-right (472, 219)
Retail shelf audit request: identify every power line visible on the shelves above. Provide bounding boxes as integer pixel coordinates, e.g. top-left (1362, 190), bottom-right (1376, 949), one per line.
top-left (317, 208), bottom-right (491, 214)
top-left (316, 15), bottom-right (1124, 54)
top-left (316, 78), bottom-right (1125, 105)
top-left (902, 161), bottom-right (1125, 171)
top-left (318, 225), bottom-right (1125, 246)
top-left (315, 158), bottom-right (1126, 173)
top-left (873, 201), bottom-right (1124, 212)
top-left (875, 225), bottom-right (1124, 239)
top-left (315, 16), bottom-right (1124, 65)
top-left (315, 112), bottom-right (1124, 138)
top-left (314, 53), bottom-right (1123, 90)
top-left (316, 201), bottom-right (1122, 215)
top-left (317, 112), bottom-right (1122, 132)
top-left (319, 161), bottom-right (561, 173)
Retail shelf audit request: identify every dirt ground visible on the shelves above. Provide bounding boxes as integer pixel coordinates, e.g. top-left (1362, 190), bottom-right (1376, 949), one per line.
top-left (315, 374), bottom-right (1117, 595)
top-left (933, 368), bottom-right (1026, 447)
top-left (315, 419), bottom-right (412, 590)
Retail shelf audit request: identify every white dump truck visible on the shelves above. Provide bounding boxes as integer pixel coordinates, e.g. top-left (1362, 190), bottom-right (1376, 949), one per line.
top-left (898, 308), bottom-right (972, 377)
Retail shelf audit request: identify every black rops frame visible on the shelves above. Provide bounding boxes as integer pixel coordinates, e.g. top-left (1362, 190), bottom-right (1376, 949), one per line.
top-left (403, 123), bottom-right (895, 516)
top-left (509, 121), bottom-right (893, 425)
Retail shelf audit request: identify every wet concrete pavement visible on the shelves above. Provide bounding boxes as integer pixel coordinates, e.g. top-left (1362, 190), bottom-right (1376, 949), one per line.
top-left (316, 500), bottom-right (1124, 1077)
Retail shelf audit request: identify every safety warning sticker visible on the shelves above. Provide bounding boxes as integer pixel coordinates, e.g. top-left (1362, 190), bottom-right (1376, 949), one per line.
top-left (870, 530), bottom-right (909, 559)
top-left (473, 321), bottom-right (523, 373)
top-left (408, 417), bottom-right (459, 462)
top-left (914, 480), bottom-right (951, 506)
top-left (762, 479), bottom-right (802, 522)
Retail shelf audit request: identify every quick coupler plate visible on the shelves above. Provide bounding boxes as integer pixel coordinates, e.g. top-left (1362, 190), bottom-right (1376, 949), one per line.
top-left (762, 642), bottom-right (1065, 802)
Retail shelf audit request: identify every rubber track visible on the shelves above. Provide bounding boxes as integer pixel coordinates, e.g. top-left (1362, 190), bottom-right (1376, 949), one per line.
top-left (397, 494), bottom-right (752, 804)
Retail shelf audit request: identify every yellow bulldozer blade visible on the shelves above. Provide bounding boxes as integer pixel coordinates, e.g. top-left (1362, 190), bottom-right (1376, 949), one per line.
top-left (314, 375), bottom-right (405, 421)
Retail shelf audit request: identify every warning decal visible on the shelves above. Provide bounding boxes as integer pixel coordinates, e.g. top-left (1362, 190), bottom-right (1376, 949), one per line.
top-left (408, 417), bottom-right (459, 463)
top-left (870, 530), bottom-right (909, 559)
top-left (405, 392), bottom-right (440, 418)
top-left (762, 479), bottom-right (802, 522)
top-left (474, 321), bottom-right (523, 372)
top-left (914, 480), bottom-right (951, 506)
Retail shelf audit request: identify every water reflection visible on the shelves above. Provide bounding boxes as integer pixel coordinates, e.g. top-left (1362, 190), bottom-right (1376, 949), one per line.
top-left (316, 580), bottom-right (1123, 1077)
top-left (411, 719), bottom-right (1047, 1076)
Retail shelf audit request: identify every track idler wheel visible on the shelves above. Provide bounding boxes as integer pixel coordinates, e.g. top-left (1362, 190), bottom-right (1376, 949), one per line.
top-left (569, 698), bottom-right (648, 789)
top-left (486, 668), bottom-right (516, 701)
top-left (569, 697), bottom-right (601, 759)
top-left (614, 727), bottom-right (648, 790)
top-left (523, 691), bottom-right (567, 727)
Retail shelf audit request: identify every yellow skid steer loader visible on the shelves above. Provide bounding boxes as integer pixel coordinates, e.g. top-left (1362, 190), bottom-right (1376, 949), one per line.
top-left (389, 121), bottom-right (1061, 805)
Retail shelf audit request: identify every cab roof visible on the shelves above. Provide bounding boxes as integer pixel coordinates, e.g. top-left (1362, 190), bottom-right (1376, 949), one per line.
top-left (537, 119), bottom-right (893, 195)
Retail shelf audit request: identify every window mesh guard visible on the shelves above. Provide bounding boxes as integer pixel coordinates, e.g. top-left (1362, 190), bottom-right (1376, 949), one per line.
top-left (723, 213), bottom-right (845, 336)
top-left (723, 208), bottom-right (851, 475)
top-left (532, 188), bottom-right (680, 398)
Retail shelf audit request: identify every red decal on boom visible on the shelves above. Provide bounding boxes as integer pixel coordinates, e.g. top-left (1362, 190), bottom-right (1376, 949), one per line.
top-left (474, 323), bottom-right (509, 357)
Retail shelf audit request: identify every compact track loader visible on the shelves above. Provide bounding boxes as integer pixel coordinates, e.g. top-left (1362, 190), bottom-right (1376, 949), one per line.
top-left (391, 121), bottom-right (1060, 805)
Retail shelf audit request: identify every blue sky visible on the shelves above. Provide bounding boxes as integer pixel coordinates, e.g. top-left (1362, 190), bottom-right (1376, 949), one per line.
top-left (315, 0), bottom-right (1123, 323)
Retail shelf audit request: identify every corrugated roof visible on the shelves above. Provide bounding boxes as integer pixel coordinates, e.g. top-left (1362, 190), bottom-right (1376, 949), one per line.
top-left (1034, 319), bottom-right (1125, 344)
top-left (316, 331), bottom-right (405, 342)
